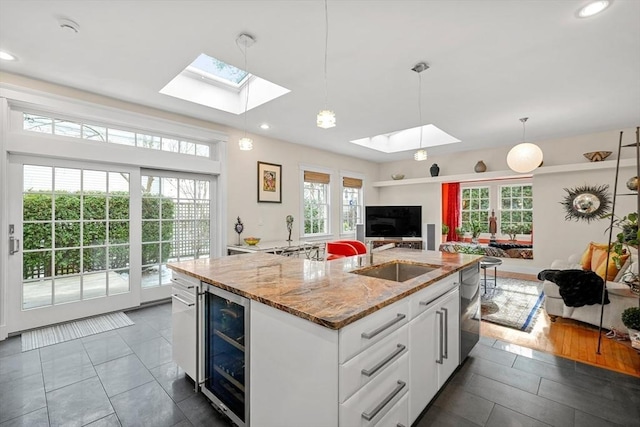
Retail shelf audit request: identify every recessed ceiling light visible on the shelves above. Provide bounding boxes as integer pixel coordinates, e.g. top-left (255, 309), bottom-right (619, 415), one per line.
top-left (0, 51), bottom-right (17, 61)
top-left (260, 123), bottom-right (270, 130)
top-left (577, 1), bottom-right (611, 18)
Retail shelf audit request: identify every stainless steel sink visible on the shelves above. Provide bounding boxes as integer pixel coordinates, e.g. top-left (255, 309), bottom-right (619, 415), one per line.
top-left (351, 261), bottom-right (440, 282)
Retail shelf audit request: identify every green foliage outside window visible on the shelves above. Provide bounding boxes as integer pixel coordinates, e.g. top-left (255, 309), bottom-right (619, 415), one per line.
top-left (22, 191), bottom-right (174, 280)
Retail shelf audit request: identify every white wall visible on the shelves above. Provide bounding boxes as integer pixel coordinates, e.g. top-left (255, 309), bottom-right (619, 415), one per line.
top-left (225, 128), bottom-right (379, 243)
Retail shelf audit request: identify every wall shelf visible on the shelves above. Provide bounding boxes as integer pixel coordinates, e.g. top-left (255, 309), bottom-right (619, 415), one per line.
top-left (372, 158), bottom-right (635, 187)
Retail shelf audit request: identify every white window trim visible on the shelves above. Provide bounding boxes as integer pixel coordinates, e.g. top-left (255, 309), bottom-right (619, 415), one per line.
top-left (299, 163), bottom-right (334, 240)
top-left (339, 170), bottom-right (365, 238)
top-left (498, 182), bottom-right (533, 239)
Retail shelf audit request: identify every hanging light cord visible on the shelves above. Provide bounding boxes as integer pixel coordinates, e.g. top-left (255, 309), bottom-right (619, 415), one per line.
top-left (520, 117), bottom-right (528, 142)
top-left (237, 39), bottom-right (251, 138)
top-left (418, 71), bottom-right (423, 148)
top-left (323, 0), bottom-right (329, 108)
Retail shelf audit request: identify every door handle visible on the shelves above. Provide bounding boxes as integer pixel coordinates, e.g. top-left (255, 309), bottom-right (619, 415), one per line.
top-left (442, 307), bottom-right (448, 359)
top-left (9, 236), bottom-right (20, 255)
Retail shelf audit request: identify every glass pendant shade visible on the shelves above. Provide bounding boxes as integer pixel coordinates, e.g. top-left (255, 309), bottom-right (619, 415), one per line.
top-left (238, 137), bottom-right (254, 151)
top-left (317, 110), bottom-right (336, 129)
top-left (507, 142), bottom-right (543, 173)
top-left (414, 149), bottom-right (428, 161)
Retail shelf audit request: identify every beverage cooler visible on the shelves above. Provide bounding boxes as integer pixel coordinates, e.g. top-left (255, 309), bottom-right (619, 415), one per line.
top-left (201, 283), bottom-right (250, 427)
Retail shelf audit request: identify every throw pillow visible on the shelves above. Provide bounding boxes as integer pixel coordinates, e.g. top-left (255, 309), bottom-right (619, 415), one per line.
top-left (590, 243), bottom-right (630, 281)
top-left (580, 242), bottom-right (596, 270)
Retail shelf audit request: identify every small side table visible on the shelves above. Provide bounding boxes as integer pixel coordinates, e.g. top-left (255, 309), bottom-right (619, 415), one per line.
top-left (480, 257), bottom-right (502, 294)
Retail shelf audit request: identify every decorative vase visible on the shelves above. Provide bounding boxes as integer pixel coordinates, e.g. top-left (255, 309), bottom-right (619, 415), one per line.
top-left (626, 176), bottom-right (638, 191)
top-left (430, 163), bottom-right (440, 177)
top-left (474, 160), bottom-right (487, 173)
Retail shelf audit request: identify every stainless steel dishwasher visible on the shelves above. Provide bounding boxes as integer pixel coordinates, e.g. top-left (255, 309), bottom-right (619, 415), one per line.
top-left (459, 263), bottom-right (481, 360)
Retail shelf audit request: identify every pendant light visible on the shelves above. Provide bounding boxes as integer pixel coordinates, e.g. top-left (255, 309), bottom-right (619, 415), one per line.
top-left (412, 62), bottom-right (429, 161)
top-left (238, 33), bottom-right (255, 151)
top-left (317, 0), bottom-right (335, 129)
top-left (506, 117), bottom-right (543, 173)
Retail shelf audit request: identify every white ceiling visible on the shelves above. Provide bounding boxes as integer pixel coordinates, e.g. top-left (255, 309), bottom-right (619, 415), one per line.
top-left (1, 0), bottom-right (638, 163)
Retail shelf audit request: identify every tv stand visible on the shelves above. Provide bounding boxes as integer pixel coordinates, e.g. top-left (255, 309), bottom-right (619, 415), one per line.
top-left (371, 239), bottom-right (423, 250)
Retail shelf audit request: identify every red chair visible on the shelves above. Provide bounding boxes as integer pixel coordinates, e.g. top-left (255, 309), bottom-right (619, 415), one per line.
top-left (336, 240), bottom-right (367, 254)
top-left (325, 240), bottom-right (367, 260)
top-left (326, 241), bottom-right (359, 260)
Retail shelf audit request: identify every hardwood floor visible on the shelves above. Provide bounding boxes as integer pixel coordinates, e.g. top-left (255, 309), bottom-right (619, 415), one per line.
top-left (481, 271), bottom-right (640, 377)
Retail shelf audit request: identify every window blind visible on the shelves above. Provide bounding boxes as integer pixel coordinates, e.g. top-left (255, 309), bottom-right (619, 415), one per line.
top-left (343, 177), bottom-right (363, 188)
top-left (304, 171), bottom-right (330, 184)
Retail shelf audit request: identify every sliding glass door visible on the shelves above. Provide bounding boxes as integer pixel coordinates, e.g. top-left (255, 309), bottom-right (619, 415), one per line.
top-left (7, 156), bottom-right (140, 331)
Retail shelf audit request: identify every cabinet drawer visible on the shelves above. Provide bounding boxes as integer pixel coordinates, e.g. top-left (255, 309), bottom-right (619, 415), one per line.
top-left (340, 324), bottom-right (408, 403)
top-left (375, 393), bottom-right (408, 427)
top-left (170, 271), bottom-right (199, 292)
top-left (339, 299), bottom-right (409, 364)
top-left (409, 273), bottom-right (457, 320)
top-left (340, 353), bottom-right (409, 427)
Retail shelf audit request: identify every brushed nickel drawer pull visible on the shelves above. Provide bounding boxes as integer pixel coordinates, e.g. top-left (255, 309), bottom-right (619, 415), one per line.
top-left (171, 277), bottom-right (195, 289)
top-left (361, 380), bottom-right (406, 421)
top-left (361, 344), bottom-right (406, 377)
top-left (361, 314), bottom-right (406, 339)
top-left (436, 311), bottom-right (444, 364)
top-left (172, 294), bottom-right (195, 307)
top-left (442, 307), bottom-right (449, 359)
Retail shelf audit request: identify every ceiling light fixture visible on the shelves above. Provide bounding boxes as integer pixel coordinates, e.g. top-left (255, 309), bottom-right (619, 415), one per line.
top-left (317, 0), bottom-right (335, 129)
top-left (237, 33), bottom-right (255, 151)
top-left (0, 51), bottom-right (16, 61)
top-left (506, 117), bottom-right (544, 173)
top-left (577, 1), bottom-right (611, 18)
top-left (260, 123), bottom-right (270, 130)
top-left (412, 62), bottom-right (429, 161)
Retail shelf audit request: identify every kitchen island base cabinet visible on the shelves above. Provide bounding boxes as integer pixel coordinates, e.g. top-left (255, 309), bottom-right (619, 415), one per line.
top-left (408, 288), bottom-right (460, 424)
top-left (250, 301), bottom-right (339, 427)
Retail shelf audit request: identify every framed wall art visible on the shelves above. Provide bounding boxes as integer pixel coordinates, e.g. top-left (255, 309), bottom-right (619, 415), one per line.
top-left (257, 161), bottom-right (282, 203)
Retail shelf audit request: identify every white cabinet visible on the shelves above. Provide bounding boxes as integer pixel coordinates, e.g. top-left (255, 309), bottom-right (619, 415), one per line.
top-left (408, 287), bottom-right (460, 424)
top-left (171, 271), bottom-right (199, 381)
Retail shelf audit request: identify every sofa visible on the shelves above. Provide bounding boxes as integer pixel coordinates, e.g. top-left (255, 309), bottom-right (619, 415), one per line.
top-left (542, 244), bottom-right (639, 332)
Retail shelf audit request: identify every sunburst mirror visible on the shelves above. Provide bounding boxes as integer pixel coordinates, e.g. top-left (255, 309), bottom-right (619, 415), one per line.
top-left (561, 184), bottom-right (611, 223)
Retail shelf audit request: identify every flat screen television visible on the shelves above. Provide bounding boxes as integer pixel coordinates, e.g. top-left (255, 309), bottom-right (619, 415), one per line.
top-left (365, 205), bottom-right (422, 238)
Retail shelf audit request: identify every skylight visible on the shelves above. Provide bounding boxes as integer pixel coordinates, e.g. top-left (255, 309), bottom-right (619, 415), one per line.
top-left (350, 124), bottom-right (460, 153)
top-left (189, 54), bottom-right (249, 86)
top-left (160, 53), bottom-right (290, 115)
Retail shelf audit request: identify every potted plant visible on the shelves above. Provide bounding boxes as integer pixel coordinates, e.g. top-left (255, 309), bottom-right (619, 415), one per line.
top-left (604, 212), bottom-right (639, 293)
top-left (501, 224), bottom-right (521, 242)
top-left (468, 220), bottom-right (482, 244)
top-left (442, 223), bottom-right (450, 242)
top-left (621, 307), bottom-right (640, 350)
top-left (455, 226), bottom-right (466, 242)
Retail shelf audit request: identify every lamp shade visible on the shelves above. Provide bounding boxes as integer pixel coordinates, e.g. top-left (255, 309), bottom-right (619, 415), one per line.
top-left (238, 137), bottom-right (254, 151)
top-left (507, 142), bottom-right (543, 173)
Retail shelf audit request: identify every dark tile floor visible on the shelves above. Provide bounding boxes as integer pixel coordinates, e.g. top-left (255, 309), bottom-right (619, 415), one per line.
top-left (1, 303), bottom-right (639, 426)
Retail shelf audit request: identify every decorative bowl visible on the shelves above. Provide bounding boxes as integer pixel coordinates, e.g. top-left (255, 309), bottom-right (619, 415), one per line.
top-left (391, 174), bottom-right (405, 180)
top-left (244, 237), bottom-right (261, 246)
top-left (583, 151), bottom-right (612, 162)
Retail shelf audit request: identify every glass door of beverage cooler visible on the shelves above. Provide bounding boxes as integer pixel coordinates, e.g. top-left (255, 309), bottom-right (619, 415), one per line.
top-left (202, 285), bottom-right (249, 426)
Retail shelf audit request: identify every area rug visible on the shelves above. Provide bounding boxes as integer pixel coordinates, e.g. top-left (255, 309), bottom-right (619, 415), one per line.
top-left (477, 277), bottom-right (545, 332)
top-left (22, 312), bottom-right (134, 351)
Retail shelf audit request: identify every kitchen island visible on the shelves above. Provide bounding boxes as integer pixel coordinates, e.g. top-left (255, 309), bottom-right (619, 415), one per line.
top-left (169, 248), bottom-right (481, 427)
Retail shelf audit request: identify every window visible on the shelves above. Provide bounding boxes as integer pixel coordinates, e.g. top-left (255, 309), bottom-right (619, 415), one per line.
top-left (303, 170), bottom-right (330, 236)
top-left (461, 186), bottom-right (490, 232)
top-left (141, 175), bottom-right (210, 288)
top-left (23, 113), bottom-right (211, 158)
top-left (341, 176), bottom-right (363, 234)
top-left (500, 184), bottom-right (533, 233)
top-left (22, 165), bottom-right (130, 309)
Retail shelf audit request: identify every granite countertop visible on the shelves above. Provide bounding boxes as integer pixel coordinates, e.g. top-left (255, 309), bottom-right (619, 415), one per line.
top-left (168, 248), bottom-right (481, 330)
